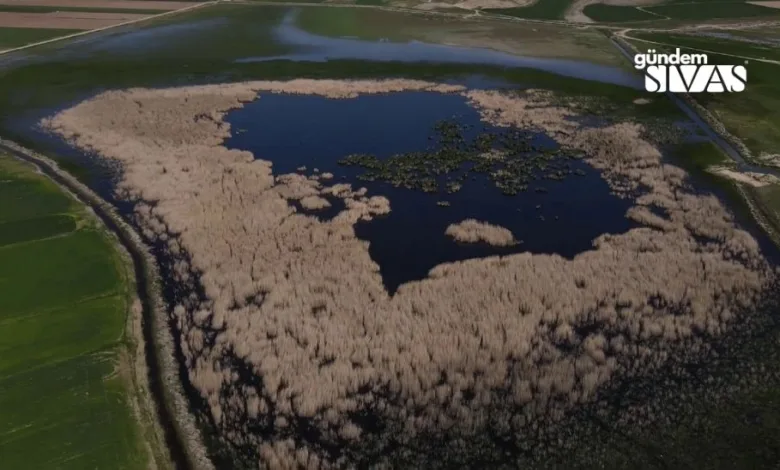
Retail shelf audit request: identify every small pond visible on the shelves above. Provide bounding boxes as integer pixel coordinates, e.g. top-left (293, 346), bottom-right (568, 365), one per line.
top-left (224, 91), bottom-right (637, 292)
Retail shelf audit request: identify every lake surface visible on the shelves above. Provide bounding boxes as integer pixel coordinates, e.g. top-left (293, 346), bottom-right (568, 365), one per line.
top-left (224, 91), bottom-right (637, 292)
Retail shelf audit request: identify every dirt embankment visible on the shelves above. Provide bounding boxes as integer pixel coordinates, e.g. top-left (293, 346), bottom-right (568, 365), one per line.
top-left (43, 79), bottom-right (776, 469)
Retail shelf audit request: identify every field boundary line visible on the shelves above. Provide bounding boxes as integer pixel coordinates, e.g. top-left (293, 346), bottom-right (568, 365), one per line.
top-left (0, 1), bottom-right (217, 56)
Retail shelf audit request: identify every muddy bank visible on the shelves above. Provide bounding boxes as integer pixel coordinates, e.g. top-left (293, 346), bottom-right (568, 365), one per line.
top-left (42, 79), bottom-right (776, 468)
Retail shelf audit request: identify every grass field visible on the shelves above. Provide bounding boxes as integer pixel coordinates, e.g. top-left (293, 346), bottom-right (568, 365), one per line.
top-left (647, 1), bottom-right (780, 20)
top-left (0, 155), bottom-right (154, 470)
top-left (582, 0), bottom-right (780, 22)
top-left (0, 26), bottom-right (80, 48)
top-left (582, 4), bottom-right (660, 22)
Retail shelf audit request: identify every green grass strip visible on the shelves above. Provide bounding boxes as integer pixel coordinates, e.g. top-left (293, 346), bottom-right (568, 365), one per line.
top-left (0, 214), bottom-right (76, 247)
top-left (0, 27), bottom-right (80, 48)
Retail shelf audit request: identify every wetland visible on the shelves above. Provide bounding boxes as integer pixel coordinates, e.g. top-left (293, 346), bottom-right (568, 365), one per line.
top-left (3, 3), bottom-right (780, 469)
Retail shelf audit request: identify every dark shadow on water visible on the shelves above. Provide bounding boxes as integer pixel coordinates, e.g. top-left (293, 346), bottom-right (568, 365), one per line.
top-left (224, 91), bottom-right (636, 293)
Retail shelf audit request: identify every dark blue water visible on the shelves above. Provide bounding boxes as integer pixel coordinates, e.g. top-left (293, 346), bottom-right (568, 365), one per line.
top-left (224, 91), bottom-right (636, 292)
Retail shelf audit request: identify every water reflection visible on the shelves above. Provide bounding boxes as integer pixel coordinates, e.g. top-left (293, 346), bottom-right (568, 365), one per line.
top-left (236, 9), bottom-right (644, 88)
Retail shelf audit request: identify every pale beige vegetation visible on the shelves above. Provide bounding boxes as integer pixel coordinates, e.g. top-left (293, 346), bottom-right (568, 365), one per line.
top-left (445, 219), bottom-right (518, 246)
top-left (43, 79), bottom-right (776, 469)
top-left (747, 1), bottom-right (780, 9)
top-left (709, 166), bottom-right (780, 187)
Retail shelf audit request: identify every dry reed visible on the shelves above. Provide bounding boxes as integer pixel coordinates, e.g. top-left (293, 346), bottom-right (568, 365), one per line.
top-left (42, 79), bottom-right (775, 469)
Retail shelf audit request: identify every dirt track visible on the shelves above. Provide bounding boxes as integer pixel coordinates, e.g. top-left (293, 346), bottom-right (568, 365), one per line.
top-left (0, 0), bottom-right (193, 9)
top-left (0, 10), bottom-right (149, 29)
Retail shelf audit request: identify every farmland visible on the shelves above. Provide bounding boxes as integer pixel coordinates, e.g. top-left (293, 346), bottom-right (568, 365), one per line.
top-left (0, 154), bottom-right (164, 470)
top-left (0, 0), bottom-right (199, 50)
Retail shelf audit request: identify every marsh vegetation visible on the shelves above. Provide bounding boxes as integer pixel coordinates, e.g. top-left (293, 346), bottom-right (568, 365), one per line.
top-left (41, 78), bottom-right (778, 469)
top-left (338, 118), bottom-right (584, 196)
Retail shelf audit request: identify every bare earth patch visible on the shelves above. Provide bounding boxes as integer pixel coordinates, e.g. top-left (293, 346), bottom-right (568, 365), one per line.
top-left (565, 0), bottom-right (664, 23)
top-left (445, 219), bottom-right (518, 246)
top-left (43, 79), bottom-right (776, 468)
top-left (0, 11), bottom-right (148, 29)
top-left (748, 1), bottom-right (780, 9)
top-left (0, 0), bottom-right (192, 10)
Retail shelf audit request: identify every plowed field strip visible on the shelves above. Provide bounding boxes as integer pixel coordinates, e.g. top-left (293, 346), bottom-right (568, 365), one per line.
top-left (0, 0), bottom-right (194, 10)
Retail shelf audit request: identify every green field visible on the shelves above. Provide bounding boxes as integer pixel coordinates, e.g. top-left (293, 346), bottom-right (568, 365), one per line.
top-left (647, 1), bottom-right (780, 20)
top-left (0, 27), bottom-right (80, 49)
top-left (582, 0), bottom-right (780, 22)
top-left (583, 4), bottom-right (660, 22)
top-left (0, 155), bottom-right (154, 470)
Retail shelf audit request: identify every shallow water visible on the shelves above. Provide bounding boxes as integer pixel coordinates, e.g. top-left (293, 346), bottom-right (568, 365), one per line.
top-left (235, 10), bottom-right (644, 89)
top-left (224, 91), bottom-right (636, 292)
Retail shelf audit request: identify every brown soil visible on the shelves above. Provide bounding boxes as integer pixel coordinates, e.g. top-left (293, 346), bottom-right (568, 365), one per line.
top-left (43, 79), bottom-right (776, 468)
top-left (0, 0), bottom-right (193, 10)
top-left (0, 11), bottom-right (148, 29)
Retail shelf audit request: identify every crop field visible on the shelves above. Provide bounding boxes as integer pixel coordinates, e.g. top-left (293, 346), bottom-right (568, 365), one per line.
top-left (0, 26), bottom-right (79, 47)
top-left (0, 155), bottom-right (153, 469)
top-left (0, 0), bottom-right (197, 50)
top-left (2, 2), bottom-right (780, 469)
top-left (583, 0), bottom-right (780, 22)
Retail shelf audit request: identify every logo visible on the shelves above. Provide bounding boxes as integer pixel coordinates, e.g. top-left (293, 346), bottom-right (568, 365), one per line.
top-left (633, 48), bottom-right (747, 93)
